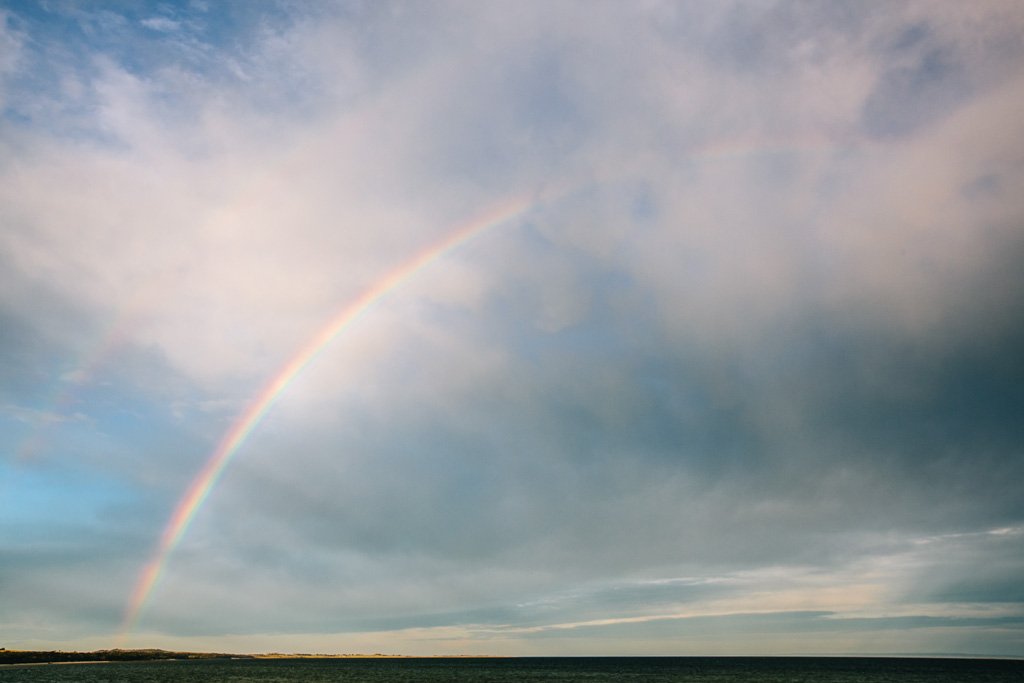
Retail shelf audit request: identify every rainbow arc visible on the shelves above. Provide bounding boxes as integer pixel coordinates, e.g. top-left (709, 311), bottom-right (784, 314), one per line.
top-left (119, 195), bottom-right (536, 638)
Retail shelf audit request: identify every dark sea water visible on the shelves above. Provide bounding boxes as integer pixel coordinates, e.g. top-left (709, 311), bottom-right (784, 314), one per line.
top-left (1, 657), bottom-right (1022, 682)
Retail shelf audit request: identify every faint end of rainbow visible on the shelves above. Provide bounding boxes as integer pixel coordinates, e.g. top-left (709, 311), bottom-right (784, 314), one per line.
top-left (118, 191), bottom-right (543, 641)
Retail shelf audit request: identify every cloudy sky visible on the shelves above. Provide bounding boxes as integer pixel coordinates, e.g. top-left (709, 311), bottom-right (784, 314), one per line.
top-left (2, 0), bottom-right (1023, 657)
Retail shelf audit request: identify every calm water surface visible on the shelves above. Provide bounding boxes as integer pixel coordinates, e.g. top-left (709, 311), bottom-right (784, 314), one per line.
top-left (1, 657), bottom-right (1022, 682)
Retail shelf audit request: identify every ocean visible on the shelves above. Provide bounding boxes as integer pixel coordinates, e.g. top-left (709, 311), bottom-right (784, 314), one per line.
top-left (1, 657), bottom-right (1022, 682)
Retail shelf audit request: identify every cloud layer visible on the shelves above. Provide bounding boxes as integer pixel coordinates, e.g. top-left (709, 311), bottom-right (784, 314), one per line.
top-left (1, 1), bottom-right (1022, 656)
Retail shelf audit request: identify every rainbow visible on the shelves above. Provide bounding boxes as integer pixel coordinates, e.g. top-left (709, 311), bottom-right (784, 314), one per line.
top-left (117, 131), bottom-right (855, 640)
top-left (119, 194), bottom-right (537, 638)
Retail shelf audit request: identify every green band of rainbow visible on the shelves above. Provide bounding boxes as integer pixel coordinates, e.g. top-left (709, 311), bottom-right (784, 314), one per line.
top-left (119, 195), bottom-right (535, 638)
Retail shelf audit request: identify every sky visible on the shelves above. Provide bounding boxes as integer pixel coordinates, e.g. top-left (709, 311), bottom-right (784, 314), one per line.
top-left (1, 0), bottom-right (1023, 657)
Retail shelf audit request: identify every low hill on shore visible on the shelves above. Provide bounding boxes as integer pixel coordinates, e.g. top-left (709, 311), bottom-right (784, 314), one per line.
top-left (0, 649), bottom-right (252, 665)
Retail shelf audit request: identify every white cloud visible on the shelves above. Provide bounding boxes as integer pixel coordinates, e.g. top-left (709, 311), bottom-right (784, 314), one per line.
top-left (2, 1), bottom-right (1023, 655)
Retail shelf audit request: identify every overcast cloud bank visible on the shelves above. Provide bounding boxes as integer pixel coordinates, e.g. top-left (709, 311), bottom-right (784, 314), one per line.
top-left (1, 1), bottom-right (1022, 656)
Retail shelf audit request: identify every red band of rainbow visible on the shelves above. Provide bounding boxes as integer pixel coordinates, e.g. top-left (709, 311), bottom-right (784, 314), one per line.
top-left (119, 195), bottom-right (537, 639)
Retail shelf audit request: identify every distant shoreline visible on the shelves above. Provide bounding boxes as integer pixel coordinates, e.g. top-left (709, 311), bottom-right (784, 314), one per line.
top-left (0, 651), bottom-right (510, 667)
top-left (2, 650), bottom-right (1021, 666)
top-left (0, 660), bottom-right (115, 668)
